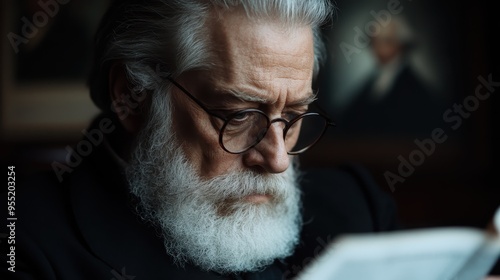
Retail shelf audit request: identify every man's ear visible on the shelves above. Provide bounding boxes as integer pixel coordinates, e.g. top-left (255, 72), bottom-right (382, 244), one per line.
top-left (108, 63), bottom-right (145, 134)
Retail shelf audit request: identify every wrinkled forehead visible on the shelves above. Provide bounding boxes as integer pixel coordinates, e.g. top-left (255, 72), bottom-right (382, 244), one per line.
top-left (205, 7), bottom-right (315, 83)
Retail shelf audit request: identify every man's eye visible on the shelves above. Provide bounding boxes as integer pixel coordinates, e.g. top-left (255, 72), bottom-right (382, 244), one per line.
top-left (224, 112), bottom-right (257, 133)
top-left (232, 112), bottom-right (251, 122)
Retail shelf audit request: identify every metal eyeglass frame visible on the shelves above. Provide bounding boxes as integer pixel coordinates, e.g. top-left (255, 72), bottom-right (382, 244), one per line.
top-left (166, 76), bottom-right (335, 155)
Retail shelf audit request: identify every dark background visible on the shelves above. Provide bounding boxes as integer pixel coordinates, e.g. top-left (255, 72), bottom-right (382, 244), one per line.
top-left (1, 0), bottom-right (499, 230)
top-left (304, 0), bottom-right (500, 229)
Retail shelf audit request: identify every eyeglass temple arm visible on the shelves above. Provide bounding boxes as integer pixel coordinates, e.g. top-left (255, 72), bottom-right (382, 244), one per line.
top-left (166, 75), bottom-right (226, 120)
top-left (311, 97), bottom-right (336, 126)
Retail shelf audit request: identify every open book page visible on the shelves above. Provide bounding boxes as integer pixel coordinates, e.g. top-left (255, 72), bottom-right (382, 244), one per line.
top-left (296, 228), bottom-right (500, 280)
top-left (456, 239), bottom-right (500, 280)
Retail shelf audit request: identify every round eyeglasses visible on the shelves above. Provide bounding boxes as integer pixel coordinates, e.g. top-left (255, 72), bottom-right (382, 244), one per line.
top-left (167, 77), bottom-right (335, 155)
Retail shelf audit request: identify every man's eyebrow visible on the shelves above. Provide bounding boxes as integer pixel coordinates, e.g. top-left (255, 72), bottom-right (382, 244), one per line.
top-left (223, 89), bottom-right (268, 103)
top-left (288, 91), bottom-right (318, 107)
top-left (216, 89), bottom-right (318, 106)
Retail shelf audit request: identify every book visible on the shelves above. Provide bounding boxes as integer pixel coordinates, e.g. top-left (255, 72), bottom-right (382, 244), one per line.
top-left (297, 208), bottom-right (500, 280)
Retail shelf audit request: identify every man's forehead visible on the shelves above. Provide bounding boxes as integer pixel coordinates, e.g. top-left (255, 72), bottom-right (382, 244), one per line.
top-left (207, 8), bottom-right (315, 80)
top-left (199, 8), bottom-right (315, 105)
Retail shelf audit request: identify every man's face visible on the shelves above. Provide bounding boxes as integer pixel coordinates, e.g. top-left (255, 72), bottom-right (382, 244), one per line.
top-left (371, 22), bottom-right (403, 65)
top-left (172, 9), bottom-right (315, 182)
top-left (125, 10), bottom-right (314, 273)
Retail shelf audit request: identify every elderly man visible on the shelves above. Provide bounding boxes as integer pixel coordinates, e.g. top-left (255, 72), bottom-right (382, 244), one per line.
top-left (1, 0), bottom-right (398, 279)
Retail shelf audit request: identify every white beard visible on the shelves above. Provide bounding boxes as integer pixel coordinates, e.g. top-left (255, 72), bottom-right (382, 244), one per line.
top-left (125, 89), bottom-right (302, 273)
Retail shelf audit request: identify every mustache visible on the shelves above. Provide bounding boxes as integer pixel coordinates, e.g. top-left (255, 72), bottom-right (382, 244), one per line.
top-left (172, 168), bottom-right (296, 203)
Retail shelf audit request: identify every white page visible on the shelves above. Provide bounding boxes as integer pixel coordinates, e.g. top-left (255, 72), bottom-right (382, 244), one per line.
top-left (455, 239), bottom-right (500, 280)
top-left (296, 228), bottom-right (500, 280)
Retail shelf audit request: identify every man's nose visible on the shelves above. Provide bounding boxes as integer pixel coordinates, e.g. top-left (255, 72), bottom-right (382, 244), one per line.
top-left (243, 123), bottom-right (290, 174)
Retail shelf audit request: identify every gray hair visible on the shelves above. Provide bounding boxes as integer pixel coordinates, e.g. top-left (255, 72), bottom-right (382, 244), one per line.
top-left (88, 0), bottom-right (334, 112)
